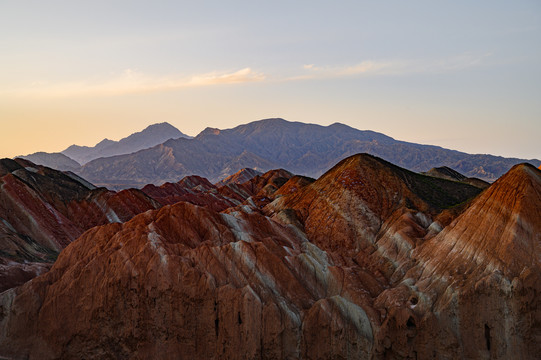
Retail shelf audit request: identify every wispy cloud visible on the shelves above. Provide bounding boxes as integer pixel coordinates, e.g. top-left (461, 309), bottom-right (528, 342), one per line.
top-left (4, 53), bottom-right (490, 98)
top-left (6, 67), bottom-right (265, 98)
top-left (291, 60), bottom-right (395, 80)
top-left (294, 52), bottom-right (491, 80)
top-left (188, 67), bottom-right (265, 86)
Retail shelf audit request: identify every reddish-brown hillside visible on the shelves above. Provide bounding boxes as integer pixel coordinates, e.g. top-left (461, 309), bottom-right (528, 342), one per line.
top-left (267, 154), bottom-right (481, 267)
top-left (141, 175), bottom-right (236, 212)
top-left (0, 154), bottom-right (538, 360)
top-left (0, 159), bottom-right (159, 292)
top-left (417, 163), bottom-right (541, 278)
top-left (0, 201), bottom-right (375, 359)
top-left (375, 163), bottom-right (541, 359)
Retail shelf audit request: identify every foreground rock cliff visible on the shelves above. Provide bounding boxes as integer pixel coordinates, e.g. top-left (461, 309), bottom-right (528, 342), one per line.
top-left (0, 154), bottom-right (539, 359)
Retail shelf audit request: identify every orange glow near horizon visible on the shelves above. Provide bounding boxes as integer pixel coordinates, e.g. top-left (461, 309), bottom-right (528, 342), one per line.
top-left (0, 1), bottom-right (539, 161)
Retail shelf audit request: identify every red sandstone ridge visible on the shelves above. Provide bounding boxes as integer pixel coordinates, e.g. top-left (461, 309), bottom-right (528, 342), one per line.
top-left (0, 154), bottom-right (538, 359)
top-left (236, 168), bottom-right (292, 208)
top-left (141, 175), bottom-right (237, 212)
top-left (0, 201), bottom-right (374, 359)
top-left (375, 163), bottom-right (541, 359)
top-left (417, 163), bottom-right (541, 278)
top-left (0, 158), bottom-right (159, 292)
top-left (266, 154), bottom-right (480, 268)
top-left (141, 169), bottom-right (293, 213)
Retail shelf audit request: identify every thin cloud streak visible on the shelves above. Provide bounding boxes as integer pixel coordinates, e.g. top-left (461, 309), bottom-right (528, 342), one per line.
top-left (4, 53), bottom-right (489, 98)
top-left (188, 67), bottom-right (266, 86)
top-left (291, 52), bottom-right (491, 81)
top-left (5, 67), bottom-right (266, 98)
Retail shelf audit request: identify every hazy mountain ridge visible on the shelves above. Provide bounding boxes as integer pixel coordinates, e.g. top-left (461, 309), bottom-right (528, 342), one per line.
top-left (76, 118), bottom-right (540, 189)
top-left (15, 118), bottom-right (540, 189)
top-left (61, 122), bottom-right (191, 164)
top-left (18, 151), bottom-right (81, 171)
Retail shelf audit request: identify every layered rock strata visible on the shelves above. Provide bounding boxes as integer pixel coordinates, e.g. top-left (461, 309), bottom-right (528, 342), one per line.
top-left (0, 154), bottom-right (538, 359)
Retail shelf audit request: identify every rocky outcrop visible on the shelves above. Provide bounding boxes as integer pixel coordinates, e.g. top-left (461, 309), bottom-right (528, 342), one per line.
top-left (267, 155), bottom-right (481, 262)
top-left (141, 175), bottom-right (238, 212)
top-left (0, 154), bottom-right (538, 359)
top-left (0, 159), bottom-right (289, 293)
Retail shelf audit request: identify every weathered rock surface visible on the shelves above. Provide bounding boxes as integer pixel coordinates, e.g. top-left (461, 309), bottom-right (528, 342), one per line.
top-left (0, 201), bottom-right (374, 359)
top-left (0, 158), bottom-right (159, 292)
top-left (0, 154), bottom-right (539, 359)
top-left (141, 175), bottom-right (233, 211)
top-left (375, 163), bottom-right (541, 359)
top-left (140, 169), bottom-right (293, 213)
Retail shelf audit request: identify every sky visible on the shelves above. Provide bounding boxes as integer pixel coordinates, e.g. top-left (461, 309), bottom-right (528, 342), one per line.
top-left (1, 0), bottom-right (540, 160)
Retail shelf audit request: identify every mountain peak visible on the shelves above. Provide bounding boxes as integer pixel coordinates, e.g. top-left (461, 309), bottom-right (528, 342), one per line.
top-left (96, 138), bottom-right (114, 147)
top-left (492, 163), bottom-right (541, 192)
top-left (418, 161), bottom-right (541, 278)
top-left (250, 117), bottom-right (288, 125)
top-left (142, 122), bottom-right (180, 132)
top-left (62, 122), bottom-right (190, 165)
top-left (198, 127), bottom-right (221, 136)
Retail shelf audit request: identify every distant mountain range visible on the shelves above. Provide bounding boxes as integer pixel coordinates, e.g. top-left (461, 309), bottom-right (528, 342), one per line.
top-left (18, 118), bottom-right (540, 189)
top-left (20, 122), bottom-right (191, 168)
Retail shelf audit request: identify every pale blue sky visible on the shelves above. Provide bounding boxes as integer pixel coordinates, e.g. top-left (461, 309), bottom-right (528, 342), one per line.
top-left (1, 0), bottom-right (540, 159)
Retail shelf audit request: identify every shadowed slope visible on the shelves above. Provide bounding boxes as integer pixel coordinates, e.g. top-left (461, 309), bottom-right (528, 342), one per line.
top-left (423, 166), bottom-right (490, 189)
top-left (423, 166), bottom-right (466, 181)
